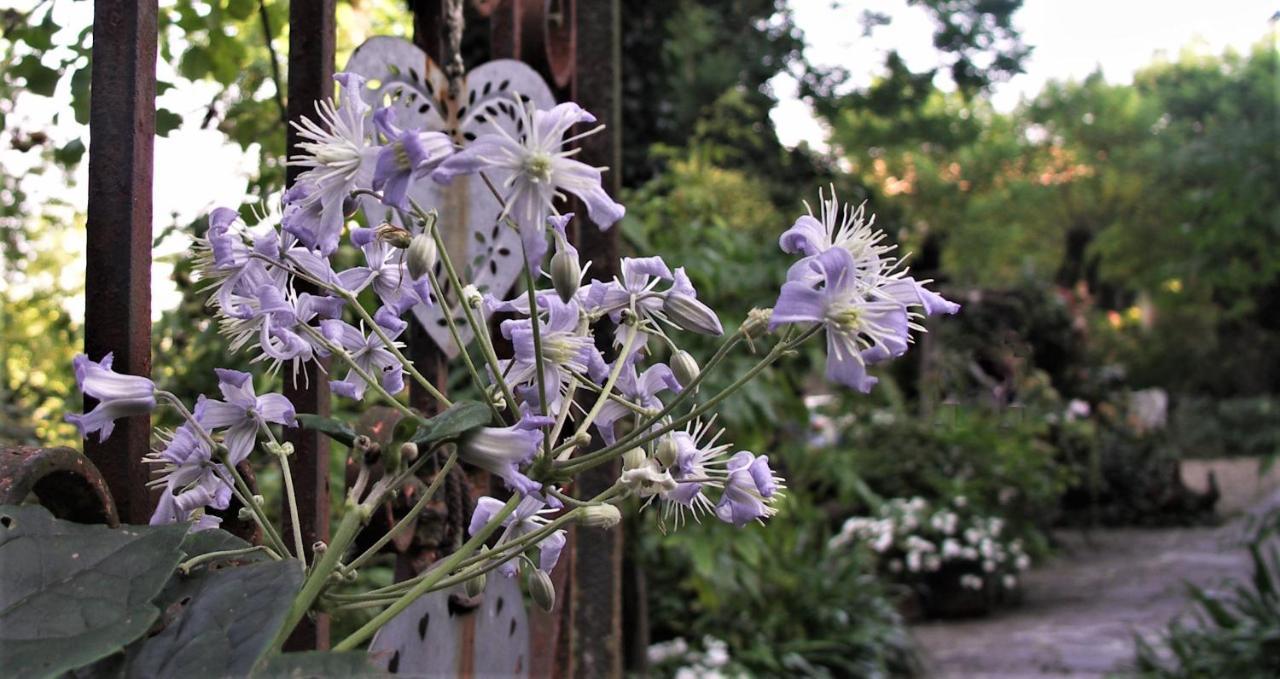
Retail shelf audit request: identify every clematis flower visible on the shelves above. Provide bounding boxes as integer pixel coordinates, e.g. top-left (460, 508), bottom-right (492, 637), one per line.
top-left (468, 495), bottom-right (566, 577)
top-left (770, 247), bottom-right (913, 393)
top-left (588, 258), bottom-right (722, 355)
top-left (285, 72), bottom-right (376, 254)
top-left (432, 100), bottom-right (624, 271)
top-left (319, 308), bottom-right (407, 400)
top-left (592, 361), bottom-right (682, 445)
top-left (714, 451), bottom-right (782, 527)
top-left (458, 415), bottom-right (553, 498)
top-left (498, 297), bottom-right (606, 414)
top-left (337, 226), bottom-right (433, 314)
top-left (779, 187), bottom-right (893, 273)
top-left (371, 107), bottom-right (454, 209)
top-left (65, 353), bottom-right (156, 442)
top-left (647, 421), bottom-right (739, 530)
top-left (219, 279), bottom-right (344, 378)
top-left (147, 420), bottom-right (232, 530)
top-left (198, 369), bottom-right (296, 465)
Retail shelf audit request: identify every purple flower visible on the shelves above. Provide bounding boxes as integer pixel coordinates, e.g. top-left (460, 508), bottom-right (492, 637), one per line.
top-left (770, 248), bottom-right (912, 393)
top-left (319, 308), bottom-right (407, 400)
top-left (432, 101), bottom-right (624, 271)
top-left (285, 73), bottom-right (377, 254)
top-left (338, 227), bottom-right (432, 313)
top-left (468, 495), bottom-right (566, 577)
top-left (714, 452), bottom-right (781, 527)
top-left (198, 369), bottom-right (296, 465)
top-left (148, 421), bottom-right (232, 530)
top-left (65, 353), bottom-right (156, 442)
top-left (371, 107), bottom-right (454, 209)
top-left (589, 257), bottom-right (721, 349)
top-left (593, 362), bottom-right (681, 445)
top-left (779, 187), bottom-right (892, 272)
top-left (498, 297), bottom-right (606, 414)
top-left (459, 415), bottom-right (552, 498)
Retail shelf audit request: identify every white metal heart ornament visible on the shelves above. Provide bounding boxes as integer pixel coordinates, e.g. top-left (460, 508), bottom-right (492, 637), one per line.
top-left (344, 36), bottom-right (557, 357)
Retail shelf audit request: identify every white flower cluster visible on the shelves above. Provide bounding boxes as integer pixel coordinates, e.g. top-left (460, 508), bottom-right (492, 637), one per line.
top-left (831, 495), bottom-right (1030, 592)
top-left (647, 636), bottom-right (740, 679)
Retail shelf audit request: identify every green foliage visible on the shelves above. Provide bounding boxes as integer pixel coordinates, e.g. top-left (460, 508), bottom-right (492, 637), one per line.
top-left (1133, 514), bottom-right (1280, 677)
top-left (1167, 396), bottom-right (1280, 460)
top-left (0, 505), bottom-right (188, 678)
top-left (637, 499), bottom-right (921, 677)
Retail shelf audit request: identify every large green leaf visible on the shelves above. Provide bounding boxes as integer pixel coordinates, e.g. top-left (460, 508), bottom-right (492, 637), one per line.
top-left (296, 413), bottom-right (358, 447)
top-left (125, 560), bottom-right (303, 678)
top-left (0, 505), bottom-right (188, 678)
top-left (254, 651), bottom-right (389, 678)
top-left (410, 400), bottom-right (493, 448)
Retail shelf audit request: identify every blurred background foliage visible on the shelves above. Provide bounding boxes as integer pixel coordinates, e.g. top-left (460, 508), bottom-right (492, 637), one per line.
top-left (2, 0), bottom-right (1277, 676)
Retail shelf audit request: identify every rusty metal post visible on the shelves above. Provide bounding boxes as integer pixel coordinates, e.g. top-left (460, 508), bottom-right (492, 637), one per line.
top-left (283, 0), bottom-right (336, 651)
top-left (568, 1), bottom-right (624, 676)
top-left (84, 0), bottom-right (158, 526)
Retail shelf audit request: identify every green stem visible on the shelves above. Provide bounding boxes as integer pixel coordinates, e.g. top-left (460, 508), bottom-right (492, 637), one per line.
top-left (339, 288), bottom-right (452, 409)
top-left (273, 507), bottom-right (367, 651)
top-left (332, 495), bottom-right (522, 651)
top-left (521, 261), bottom-right (552, 455)
top-left (567, 323), bottom-right (639, 448)
top-left (261, 421), bottom-right (307, 566)
top-left (299, 325), bottom-right (424, 425)
top-left (178, 545), bottom-right (277, 574)
top-left (343, 451), bottom-right (458, 573)
top-left (422, 267), bottom-right (502, 423)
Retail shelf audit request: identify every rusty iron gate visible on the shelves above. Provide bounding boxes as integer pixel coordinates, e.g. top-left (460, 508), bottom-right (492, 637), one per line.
top-left (2, 0), bottom-right (627, 674)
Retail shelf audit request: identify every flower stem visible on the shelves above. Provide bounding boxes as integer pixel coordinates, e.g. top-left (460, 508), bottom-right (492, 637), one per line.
top-left (332, 495), bottom-right (522, 651)
top-left (273, 505), bottom-right (367, 651)
top-left (261, 421), bottom-right (308, 566)
top-left (343, 451), bottom-right (458, 573)
top-left (565, 322), bottom-right (639, 455)
top-left (299, 325), bottom-right (424, 425)
top-left (178, 545), bottom-right (277, 574)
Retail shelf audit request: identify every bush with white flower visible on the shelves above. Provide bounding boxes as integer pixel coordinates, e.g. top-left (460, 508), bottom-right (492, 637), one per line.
top-left (832, 495), bottom-right (1030, 611)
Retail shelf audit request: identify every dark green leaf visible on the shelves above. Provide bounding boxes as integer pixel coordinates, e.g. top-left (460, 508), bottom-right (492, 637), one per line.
top-left (296, 413), bottom-right (358, 447)
top-left (410, 400), bottom-right (493, 448)
top-left (0, 505), bottom-right (188, 678)
top-left (70, 66), bottom-right (92, 124)
top-left (225, 0), bottom-right (255, 20)
top-left (126, 560), bottom-right (303, 678)
top-left (254, 651), bottom-right (389, 678)
top-left (155, 109), bottom-right (183, 137)
top-left (178, 45), bottom-right (213, 81)
top-left (54, 138), bottom-right (86, 167)
top-left (15, 56), bottom-right (60, 97)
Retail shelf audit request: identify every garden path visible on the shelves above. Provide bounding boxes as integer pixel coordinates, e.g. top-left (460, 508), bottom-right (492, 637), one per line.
top-left (911, 489), bottom-right (1280, 678)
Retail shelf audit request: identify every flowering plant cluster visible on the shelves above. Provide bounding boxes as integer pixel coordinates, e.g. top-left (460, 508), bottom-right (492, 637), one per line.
top-left (63, 73), bottom-right (957, 651)
top-left (831, 496), bottom-right (1029, 594)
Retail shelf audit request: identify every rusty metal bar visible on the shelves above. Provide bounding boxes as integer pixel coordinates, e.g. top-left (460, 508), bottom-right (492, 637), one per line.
top-left (83, 0), bottom-right (158, 526)
top-left (568, 1), bottom-right (625, 676)
top-left (283, 0), bottom-right (336, 652)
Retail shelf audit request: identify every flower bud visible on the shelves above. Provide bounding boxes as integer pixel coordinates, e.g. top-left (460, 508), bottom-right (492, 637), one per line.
top-left (742, 307), bottom-right (773, 337)
top-left (400, 441), bottom-right (419, 464)
top-left (670, 350), bottom-right (700, 389)
top-left (663, 294), bottom-right (723, 336)
top-left (621, 447), bottom-right (647, 471)
top-left (550, 250), bottom-right (582, 304)
top-left (464, 571), bottom-right (487, 598)
top-left (462, 284), bottom-right (484, 308)
top-left (237, 507), bottom-right (254, 521)
top-left (527, 568), bottom-right (556, 612)
top-left (579, 503), bottom-right (622, 529)
top-left (656, 435), bottom-right (680, 468)
top-left (406, 233), bottom-right (438, 280)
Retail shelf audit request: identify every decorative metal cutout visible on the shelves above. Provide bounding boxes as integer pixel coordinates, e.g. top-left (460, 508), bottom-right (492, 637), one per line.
top-left (345, 37), bottom-right (557, 357)
top-left (368, 575), bottom-right (530, 677)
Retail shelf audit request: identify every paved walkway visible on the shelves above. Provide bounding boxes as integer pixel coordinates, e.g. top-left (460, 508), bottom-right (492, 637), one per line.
top-left (911, 495), bottom-right (1277, 678)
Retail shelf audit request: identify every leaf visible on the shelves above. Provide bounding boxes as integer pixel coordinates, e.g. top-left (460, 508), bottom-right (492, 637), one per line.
top-left (0, 505), bottom-right (189, 679)
top-left (54, 138), bottom-right (86, 167)
top-left (410, 400), bottom-right (493, 448)
top-left (155, 109), bottom-right (183, 137)
top-left (225, 0), bottom-right (255, 20)
top-left (70, 66), bottom-right (92, 124)
top-left (296, 413), bottom-right (358, 447)
top-left (254, 651), bottom-right (389, 678)
top-left (125, 560), bottom-right (303, 678)
top-left (14, 56), bottom-right (60, 97)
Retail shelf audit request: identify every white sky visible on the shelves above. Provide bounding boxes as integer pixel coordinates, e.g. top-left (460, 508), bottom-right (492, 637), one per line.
top-left (2, 0), bottom-right (1275, 318)
top-left (772, 0), bottom-right (1279, 147)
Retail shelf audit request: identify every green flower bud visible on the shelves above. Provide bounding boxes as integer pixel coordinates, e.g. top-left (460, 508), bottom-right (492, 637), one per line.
top-left (550, 250), bottom-right (581, 304)
top-left (406, 233), bottom-right (438, 280)
top-left (621, 447), bottom-right (647, 470)
top-left (464, 570), bottom-right (487, 598)
top-left (656, 435), bottom-right (681, 468)
top-left (742, 307), bottom-right (773, 337)
top-left (579, 503), bottom-right (622, 529)
top-left (527, 568), bottom-right (556, 612)
top-left (670, 350), bottom-right (700, 390)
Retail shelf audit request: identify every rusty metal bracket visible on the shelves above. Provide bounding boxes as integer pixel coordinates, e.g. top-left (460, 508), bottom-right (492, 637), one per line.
top-left (0, 446), bottom-right (119, 526)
